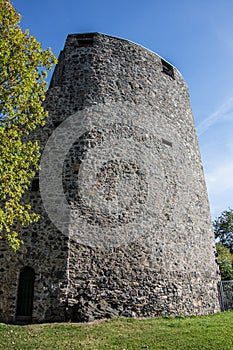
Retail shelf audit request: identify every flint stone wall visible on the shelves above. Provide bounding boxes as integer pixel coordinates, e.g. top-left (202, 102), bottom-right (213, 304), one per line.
top-left (0, 33), bottom-right (220, 323)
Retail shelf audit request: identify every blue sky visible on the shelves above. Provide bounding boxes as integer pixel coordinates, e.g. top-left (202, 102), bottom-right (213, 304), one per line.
top-left (12, 0), bottom-right (233, 219)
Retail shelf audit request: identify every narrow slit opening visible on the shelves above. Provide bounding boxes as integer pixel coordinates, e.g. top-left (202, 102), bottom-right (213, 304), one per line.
top-left (161, 59), bottom-right (175, 79)
top-left (77, 33), bottom-right (94, 47)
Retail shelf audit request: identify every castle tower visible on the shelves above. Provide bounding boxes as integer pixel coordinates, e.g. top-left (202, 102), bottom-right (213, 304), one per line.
top-left (0, 33), bottom-right (220, 323)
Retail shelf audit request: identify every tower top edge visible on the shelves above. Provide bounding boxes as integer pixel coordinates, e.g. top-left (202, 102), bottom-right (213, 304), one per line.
top-left (65, 32), bottom-right (179, 73)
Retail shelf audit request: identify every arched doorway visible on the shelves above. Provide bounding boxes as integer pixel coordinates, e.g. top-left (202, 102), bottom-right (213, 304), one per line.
top-left (16, 267), bottom-right (35, 324)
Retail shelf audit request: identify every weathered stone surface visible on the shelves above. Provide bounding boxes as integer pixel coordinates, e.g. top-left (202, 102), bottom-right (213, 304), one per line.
top-left (0, 33), bottom-right (220, 323)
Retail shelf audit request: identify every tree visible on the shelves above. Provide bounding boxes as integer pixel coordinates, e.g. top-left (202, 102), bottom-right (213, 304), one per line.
top-left (0, 0), bottom-right (56, 250)
top-left (216, 243), bottom-right (233, 281)
top-left (213, 209), bottom-right (233, 254)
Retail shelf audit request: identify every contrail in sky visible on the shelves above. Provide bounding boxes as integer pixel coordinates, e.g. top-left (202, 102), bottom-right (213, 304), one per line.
top-left (197, 96), bottom-right (233, 136)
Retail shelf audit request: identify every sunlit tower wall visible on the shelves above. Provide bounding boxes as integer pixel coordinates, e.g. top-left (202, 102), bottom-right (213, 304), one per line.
top-left (0, 33), bottom-right (220, 323)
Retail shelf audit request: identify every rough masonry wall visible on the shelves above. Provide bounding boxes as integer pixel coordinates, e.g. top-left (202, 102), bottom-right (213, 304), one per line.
top-left (0, 33), bottom-right (220, 323)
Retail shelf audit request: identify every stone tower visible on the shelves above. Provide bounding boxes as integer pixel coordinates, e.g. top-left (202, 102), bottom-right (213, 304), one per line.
top-left (0, 33), bottom-right (220, 323)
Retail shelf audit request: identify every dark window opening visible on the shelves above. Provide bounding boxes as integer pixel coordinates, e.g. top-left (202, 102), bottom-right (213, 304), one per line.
top-left (16, 267), bottom-right (35, 323)
top-left (161, 59), bottom-right (175, 79)
top-left (77, 33), bottom-right (94, 47)
top-left (162, 138), bottom-right (172, 147)
top-left (53, 120), bottom-right (62, 128)
top-left (31, 177), bottom-right (39, 192)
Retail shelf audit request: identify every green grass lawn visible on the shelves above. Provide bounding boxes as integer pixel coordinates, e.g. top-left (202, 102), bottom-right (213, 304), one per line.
top-left (0, 312), bottom-right (232, 350)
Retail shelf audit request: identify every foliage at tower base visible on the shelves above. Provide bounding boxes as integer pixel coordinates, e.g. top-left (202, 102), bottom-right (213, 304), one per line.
top-left (214, 209), bottom-right (233, 280)
top-left (0, 0), bottom-right (56, 250)
top-left (216, 243), bottom-right (233, 281)
top-left (213, 208), bottom-right (233, 254)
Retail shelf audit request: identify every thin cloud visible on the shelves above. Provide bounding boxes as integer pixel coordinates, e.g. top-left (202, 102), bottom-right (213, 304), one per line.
top-left (203, 138), bottom-right (233, 218)
top-left (197, 96), bottom-right (233, 136)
